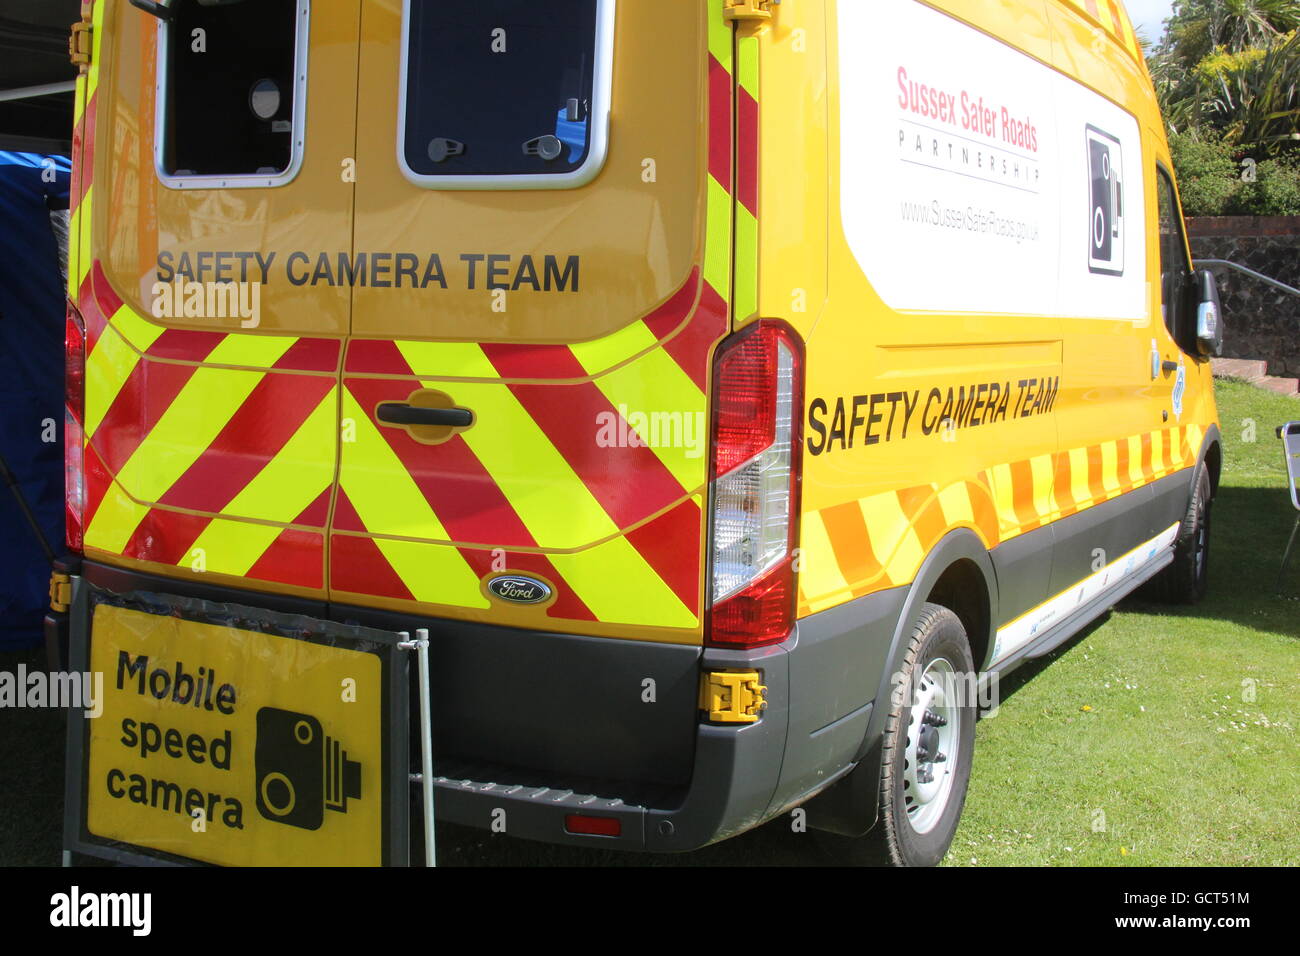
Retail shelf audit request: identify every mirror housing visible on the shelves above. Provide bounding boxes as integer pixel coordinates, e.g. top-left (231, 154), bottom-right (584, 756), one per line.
top-left (1194, 269), bottom-right (1224, 357)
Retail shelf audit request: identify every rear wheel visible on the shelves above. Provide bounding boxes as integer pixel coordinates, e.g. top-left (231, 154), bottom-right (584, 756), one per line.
top-left (1155, 466), bottom-right (1212, 604)
top-left (818, 603), bottom-right (976, 866)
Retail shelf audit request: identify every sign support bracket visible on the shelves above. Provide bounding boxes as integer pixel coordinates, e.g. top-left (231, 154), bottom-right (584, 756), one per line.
top-left (400, 629), bottom-right (436, 867)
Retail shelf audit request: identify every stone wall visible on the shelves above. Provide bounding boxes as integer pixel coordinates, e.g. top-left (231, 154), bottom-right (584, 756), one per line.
top-left (1186, 216), bottom-right (1300, 377)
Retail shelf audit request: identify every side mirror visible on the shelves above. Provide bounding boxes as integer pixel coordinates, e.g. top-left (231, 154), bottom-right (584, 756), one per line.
top-left (1194, 269), bottom-right (1224, 357)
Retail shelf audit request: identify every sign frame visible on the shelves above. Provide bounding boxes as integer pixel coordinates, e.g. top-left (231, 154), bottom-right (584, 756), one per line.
top-left (63, 581), bottom-right (410, 867)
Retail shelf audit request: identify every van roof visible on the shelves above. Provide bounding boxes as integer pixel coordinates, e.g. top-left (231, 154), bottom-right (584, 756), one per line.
top-left (1052, 0), bottom-right (1146, 67)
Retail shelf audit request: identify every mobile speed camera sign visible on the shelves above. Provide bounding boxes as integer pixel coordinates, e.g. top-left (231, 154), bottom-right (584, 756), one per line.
top-left (65, 589), bottom-right (409, 866)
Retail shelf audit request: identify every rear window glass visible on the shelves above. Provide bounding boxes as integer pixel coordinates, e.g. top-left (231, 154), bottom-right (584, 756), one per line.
top-left (157, 0), bottom-right (307, 187)
top-left (400, 0), bottom-right (610, 185)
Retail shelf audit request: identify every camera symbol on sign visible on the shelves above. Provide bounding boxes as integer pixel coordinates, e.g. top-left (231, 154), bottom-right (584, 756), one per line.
top-left (1086, 125), bottom-right (1125, 276)
top-left (254, 707), bottom-right (362, 831)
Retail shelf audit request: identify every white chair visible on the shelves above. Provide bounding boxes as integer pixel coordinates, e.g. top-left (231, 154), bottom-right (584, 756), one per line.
top-left (1277, 421), bottom-right (1300, 590)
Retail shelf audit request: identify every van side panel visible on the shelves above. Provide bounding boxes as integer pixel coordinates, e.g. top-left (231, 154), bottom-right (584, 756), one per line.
top-left (802, 0), bottom-right (1211, 673)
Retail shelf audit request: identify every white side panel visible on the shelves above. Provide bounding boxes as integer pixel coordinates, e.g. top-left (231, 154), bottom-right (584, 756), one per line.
top-left (838, 0), bottom-right (1146, 320)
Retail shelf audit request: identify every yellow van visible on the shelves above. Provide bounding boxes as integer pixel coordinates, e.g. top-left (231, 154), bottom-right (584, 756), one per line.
top-left (54, 0), bottom-right (1224, 867)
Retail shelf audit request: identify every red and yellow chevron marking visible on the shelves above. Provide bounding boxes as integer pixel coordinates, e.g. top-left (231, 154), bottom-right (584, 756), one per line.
top-left (1060, 0), bottom-right (1145, 63)
top-left (75, 4), bottom-right (739, 635)
top-left (798, 422), bottom-right (1203, 615)
top-left (328, 6), bottom-right (741, 634)
top-left (734, 29), bottom-right (759, 324)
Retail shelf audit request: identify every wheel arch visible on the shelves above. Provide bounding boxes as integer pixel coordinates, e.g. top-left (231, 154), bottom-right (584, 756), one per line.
top-left (804, 527), bottom-right (998, 837)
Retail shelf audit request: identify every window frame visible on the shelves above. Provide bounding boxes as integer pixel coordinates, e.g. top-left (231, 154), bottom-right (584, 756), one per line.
top-left (152, 0), bottom-right (312, 191)
top-left (395, 0), bottom-right (616, 191)
top-left (1155, 161), bottom-right (1195, 350)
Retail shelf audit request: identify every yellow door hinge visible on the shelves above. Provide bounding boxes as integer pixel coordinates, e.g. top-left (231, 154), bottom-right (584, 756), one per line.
top-left (724, 0), bottom-right (777, 22)
top-left (49, 572), bottom-right (73, 613)
top-left (700, 670), bottom-right (768, 724)
top-left (69, 3), bottom-right (93, 71)
top-left (69, 22), bottom-right (92, 70)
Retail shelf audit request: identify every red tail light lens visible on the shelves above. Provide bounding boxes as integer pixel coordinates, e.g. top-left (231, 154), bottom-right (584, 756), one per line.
top-left (65, 304), bottom-right (86, 553)
top-left (707, 321), bottom-right (804, 648)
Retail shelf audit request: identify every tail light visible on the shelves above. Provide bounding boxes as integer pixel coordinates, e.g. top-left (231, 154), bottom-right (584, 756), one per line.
top-left (65, 303), bottom-right (86, 553)
top-left (707, 321), bottom-right (804, 648)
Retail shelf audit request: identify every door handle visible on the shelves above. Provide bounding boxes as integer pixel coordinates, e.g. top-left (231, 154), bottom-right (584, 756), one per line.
top-left (1161, 360), bottom-right (1179, 374)
top-left (376, 403), bottom-right (474, 428)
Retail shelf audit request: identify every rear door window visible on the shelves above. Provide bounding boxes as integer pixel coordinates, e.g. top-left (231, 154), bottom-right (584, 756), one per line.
top-left (399, 0), bottom-right (614, 188)
top-left (156, 0), bottom-right (309, 188)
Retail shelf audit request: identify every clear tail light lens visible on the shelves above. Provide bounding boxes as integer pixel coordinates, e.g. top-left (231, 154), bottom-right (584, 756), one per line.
top-left (707, 321), bottom-right (804, 648)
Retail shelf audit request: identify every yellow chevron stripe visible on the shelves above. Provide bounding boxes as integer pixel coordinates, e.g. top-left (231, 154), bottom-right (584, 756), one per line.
top-left (85, 311), bottom-right (165, 439)
top-left (737, 32), bottom-right (759, 100)
top-left (708, 0), bottom-right (733, 70)
top-left (734, 203), bottom-right (759, 322)
top-left (184, 391), bottom-right (338, 576)
top-left (74, 186), bottom-right (93, 289)
top-left (390, 342), bottom-right (695, 625)
top-left (572, 324), bottom-right (708, 493)
top-left (550, 532), bottom-right (698, 628)
top-left (85, 337), bottom-right (295, 553)
top-left (705, 176), bottom-right (732, 296)
top-left (338, 391), bottom-right (488, 608)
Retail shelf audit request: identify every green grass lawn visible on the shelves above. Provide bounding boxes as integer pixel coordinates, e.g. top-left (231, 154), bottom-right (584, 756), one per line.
top-left (949, 378), bottom-right (1300, 866)
top-left (1, 379), bottom-right (1295, 867)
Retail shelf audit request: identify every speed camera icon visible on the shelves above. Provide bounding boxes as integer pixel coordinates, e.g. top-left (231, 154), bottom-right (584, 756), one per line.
top-left (1086, 125), bottom-right (1125, 276)
top-left (254, 707), bottom-right (361, 831)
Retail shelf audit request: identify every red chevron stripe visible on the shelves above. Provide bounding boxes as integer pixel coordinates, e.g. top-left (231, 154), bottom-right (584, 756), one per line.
top-left (273, 338), bottom-right (341, 373)
top-left (1053, 451), bottom-right (1079, 518)
top-left (80, 261), bottom-right (121, 355)
top-left (625, 499), bottom-right (702, 613)
top-left (246, 529), bottom-right (323, 590)
top-left (342, 377), bottom-right (535, 548)
top-left (330, 491), bottom-right (415, 601)
top-left (122, 508), bottom-right (212, 567)
top-left (708, 55), bottom-right (733, 192)
top-left (661, 281), bottom-right (727, 392)
top-left (481, 346), bottom-right (691, 528)
top-left (81, 442), bottom-right (114, 534)
top-left (158, 371), bottom-right (333, 514)
top-left (345, 339), bottom-right (408, 376)
top-left (145, 329), bottom-right (228, 362)
top-left (737, 84), bottom-right (759, 216)
top-left (296, 487), bottom-right (331, 528)
top-left (642, 269), bottom-right (703, 341)
top-left (88, 334), bottom-right (220, 481)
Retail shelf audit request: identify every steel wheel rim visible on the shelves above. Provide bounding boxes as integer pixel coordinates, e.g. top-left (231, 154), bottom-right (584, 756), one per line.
top-left (902, 657), bottom-right (960, 836)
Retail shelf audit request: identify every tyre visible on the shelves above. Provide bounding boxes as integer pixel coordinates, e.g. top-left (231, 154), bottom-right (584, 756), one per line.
top-left (1155, 465), bottom-right (1212, 604)
top-left (817, 602), bottom-right (977, 866)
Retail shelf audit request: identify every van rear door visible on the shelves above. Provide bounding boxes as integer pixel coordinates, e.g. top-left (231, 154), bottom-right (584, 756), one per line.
top-left (334, 1), bottom-right (733, 644)
top-left (79, 0), bottom-right (360, 598)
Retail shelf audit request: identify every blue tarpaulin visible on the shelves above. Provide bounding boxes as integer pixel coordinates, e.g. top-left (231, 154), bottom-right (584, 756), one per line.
top-left (0, 151), bottom-right (70, 649)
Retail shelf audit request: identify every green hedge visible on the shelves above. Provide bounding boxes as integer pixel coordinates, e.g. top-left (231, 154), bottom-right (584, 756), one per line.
top-left (1170, 131), bottom-right (1300, 216)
